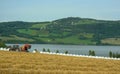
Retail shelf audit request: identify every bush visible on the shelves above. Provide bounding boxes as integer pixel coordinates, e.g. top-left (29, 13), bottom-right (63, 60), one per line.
top-left (109, 51), bottom-right (120, 58)
top-left (65, 50), bottom-right (68, 54)
top-left (92, 51), bottom-right (95, 56)
top-left (56, 50), bottom-right (59, 53)
top-left (47, 49), bottom-right (50, 53)
top-left (0, 42), bottom-right (6, 47)
top-left (89, 50), bottom-right (95, 56)
top-left (43, 48), bottom-right (46, 52)
top-left (89, 50), bottom-right (92, 56)
top-left (109, 51), bottom-right (112, 57)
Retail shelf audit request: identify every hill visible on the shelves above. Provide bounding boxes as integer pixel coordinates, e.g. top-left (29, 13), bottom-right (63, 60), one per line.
top-left (0, 51), bottom-right (120, 74)
top-left (0, 17), bottom-right (120, 45)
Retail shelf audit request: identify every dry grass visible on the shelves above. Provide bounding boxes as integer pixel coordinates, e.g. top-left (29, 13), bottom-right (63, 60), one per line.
top-left (0, 51), bottom-right (120, 74)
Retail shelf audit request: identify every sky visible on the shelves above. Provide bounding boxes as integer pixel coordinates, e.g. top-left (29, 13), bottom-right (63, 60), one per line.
top-left (0, 0), bottom-right (120, 22)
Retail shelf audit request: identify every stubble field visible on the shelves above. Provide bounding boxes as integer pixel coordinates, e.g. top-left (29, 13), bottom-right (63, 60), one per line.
top-left (0, 51), bottom-right (120, 74)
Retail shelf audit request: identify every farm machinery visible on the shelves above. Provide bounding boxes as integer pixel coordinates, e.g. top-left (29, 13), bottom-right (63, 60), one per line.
top-left (9, 44), bottom-right (31, 52)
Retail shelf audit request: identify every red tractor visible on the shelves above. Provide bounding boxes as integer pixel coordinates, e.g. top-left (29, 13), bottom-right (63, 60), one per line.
top-left (9, 44), bottom-right (31, 52)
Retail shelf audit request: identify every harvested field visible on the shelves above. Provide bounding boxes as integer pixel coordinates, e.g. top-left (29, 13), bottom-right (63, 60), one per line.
top-left (0, 51), bottom-right (120, 74)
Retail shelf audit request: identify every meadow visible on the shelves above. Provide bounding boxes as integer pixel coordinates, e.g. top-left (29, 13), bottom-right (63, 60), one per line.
top-left (0, 51), bottom-right (120, 74)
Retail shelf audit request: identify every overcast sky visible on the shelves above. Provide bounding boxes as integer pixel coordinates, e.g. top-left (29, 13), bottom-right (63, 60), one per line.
top-left (0, 0), bottom-right (120, 22)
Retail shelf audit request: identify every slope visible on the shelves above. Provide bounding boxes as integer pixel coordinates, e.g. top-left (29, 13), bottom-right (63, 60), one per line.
top-left (0, 17), bottom-right (120, 45)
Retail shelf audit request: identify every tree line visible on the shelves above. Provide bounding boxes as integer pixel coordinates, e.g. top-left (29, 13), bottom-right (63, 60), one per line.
top-left (42, 48), bottom-right (120, 58)
top-left (109, 51), bottom-right (120, 58)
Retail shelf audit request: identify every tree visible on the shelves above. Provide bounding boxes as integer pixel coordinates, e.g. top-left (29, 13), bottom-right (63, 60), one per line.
top-left (89, 50), bottom-right (92, 56)
top-left (65, 50), bottom-right (68, 54)
top-left (109, 51), bottom-right (112, 58)
top-left (43, 48), bottom-right (46, 52)
top-left (0, 42), bottom-right (6, 47)
top-left (92, 51), bottom-right (95, 56)
top-left (79, 35), bottom-right (87, 40)
top-left (47, 49), bottom-right (50, 53)
top-left (112, 53), bottom-right (116, 58)
top-left (89, 50), bottom-right (95, 56)
top-left (56, 50), bottom-right (59, 53)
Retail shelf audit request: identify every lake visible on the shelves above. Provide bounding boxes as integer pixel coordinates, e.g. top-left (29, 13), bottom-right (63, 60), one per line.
top-left (6, 44), bottom-right (120, 57)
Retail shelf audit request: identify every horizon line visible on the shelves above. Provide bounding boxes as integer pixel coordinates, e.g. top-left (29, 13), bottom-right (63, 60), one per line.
top-left (0, 17), bottom-right (120, 22)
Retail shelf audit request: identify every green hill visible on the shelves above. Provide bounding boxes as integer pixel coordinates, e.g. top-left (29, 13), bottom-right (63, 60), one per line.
top-left (0, 17), bottom-right (120, 45)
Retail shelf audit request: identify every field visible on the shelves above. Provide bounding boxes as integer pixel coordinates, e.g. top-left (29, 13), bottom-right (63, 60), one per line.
top-left (0, 51), bottom-right (120, 74)
top-left (101, 38), bottom-right (120, 45)
top-left (36, 35), bottom-right (94, 45)
top-left (0, 35), bottom-right (34, 42)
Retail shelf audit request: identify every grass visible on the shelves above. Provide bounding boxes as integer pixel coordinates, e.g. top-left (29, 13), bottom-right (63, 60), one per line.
top-left (55, 35), bottom-right (93, 44)
top-left (78, 33), bottom-right (94, 39)
top-left (0, 51), bottom-right (120, 74)
top-left (17, 29), bottom-right (38, 36)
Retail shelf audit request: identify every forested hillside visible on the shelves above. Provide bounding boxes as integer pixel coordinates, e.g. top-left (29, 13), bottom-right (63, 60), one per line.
top-left (0, 17), bottom-right (120, 45)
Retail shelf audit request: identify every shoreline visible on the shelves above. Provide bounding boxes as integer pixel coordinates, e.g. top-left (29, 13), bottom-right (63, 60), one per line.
top-left (37, 51), bottom-right (120, 60)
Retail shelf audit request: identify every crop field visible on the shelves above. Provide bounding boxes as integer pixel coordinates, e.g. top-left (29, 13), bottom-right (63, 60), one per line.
top-left (0, 51), bottom-right (120, 74)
